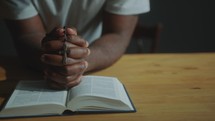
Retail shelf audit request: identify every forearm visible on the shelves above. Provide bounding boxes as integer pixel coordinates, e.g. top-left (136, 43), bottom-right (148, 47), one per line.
top-left (85, 33), bottom-right (130, 73)
top-left (4, 15), bottom-right (46, 71)
top-left (85, 12), bottom-right (138, 73)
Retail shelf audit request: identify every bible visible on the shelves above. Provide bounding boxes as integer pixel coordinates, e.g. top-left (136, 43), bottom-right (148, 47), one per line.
top-left (0, 76), bottom-right (136, 118)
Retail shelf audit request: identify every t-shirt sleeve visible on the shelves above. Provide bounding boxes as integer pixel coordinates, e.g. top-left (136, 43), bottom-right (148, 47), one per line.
top-left (105, 0), bottom-right (150, 15)
top-left (0, 0), bottom-right (38, 20)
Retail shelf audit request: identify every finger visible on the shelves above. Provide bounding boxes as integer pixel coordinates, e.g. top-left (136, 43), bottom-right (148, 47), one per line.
top-left (66, 75), bottom-right (82, 88)
top-left (42, 40), bottom-right (78, 51)
top-left (49, 27), bottom-right (64, 37)
top-left (66, 27), bottom-right (77, 35)
top-left (45, 68), bottom-right (78, 84)
top-left (42, 42), bottom-right (90, 59)
top-left (67, 35), bottom-right (89, 47)
top-left (42, 40), bottom-right (63, 51)
top-left (41, 54), bottom-right (83, 66)
top-left (65, 27), bottom-right (88, 47)
top-left (44, 70), bottom-right (66, 85)
top-left (52, 61), bottom-right (88, 76)
top-left (67, 47), bottom-right (90, 59)
top-left (42, 27), bottom-right (64, 45)
top-left (45, 68), bottom-right (83, 88)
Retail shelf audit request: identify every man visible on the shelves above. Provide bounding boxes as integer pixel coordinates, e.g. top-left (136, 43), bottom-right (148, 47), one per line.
top-left (0, 0), bottom-right (150, 89)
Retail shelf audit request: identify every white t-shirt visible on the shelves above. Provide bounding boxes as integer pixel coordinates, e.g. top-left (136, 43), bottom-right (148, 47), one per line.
top-left (0, 0), bottom-right (150, 43)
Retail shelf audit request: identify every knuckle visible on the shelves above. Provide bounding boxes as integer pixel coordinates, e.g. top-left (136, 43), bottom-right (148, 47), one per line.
top-left (83, 48), bottom-right (90, 56)
top-left (68, 35), bottom-right (76, 41)
top-left (71, 79), bottom-right (81, 87)
top-left (65, 76), bottom-right (72, 83)
top-left (66, 75), bottom-right (82, 88)
top-left (63, 66), bottom-right (71, 75)
top-left (73, 62), bottom-right (86, 73)
top-left (74, 79), bottom-right (81, 85)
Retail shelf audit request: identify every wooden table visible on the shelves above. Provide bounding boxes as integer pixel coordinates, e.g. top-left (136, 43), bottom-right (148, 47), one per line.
top-left (0, 53), bottom-right (215, 121)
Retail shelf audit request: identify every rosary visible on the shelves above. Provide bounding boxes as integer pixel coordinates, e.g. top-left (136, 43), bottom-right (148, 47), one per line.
top-left (43, 26), bottom-right (70, 65)
top-left (61, 26), bottom-right (68, 65)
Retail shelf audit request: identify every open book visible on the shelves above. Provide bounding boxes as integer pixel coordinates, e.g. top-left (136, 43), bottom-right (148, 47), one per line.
top-left (0, 76), bottom-right (135, 118)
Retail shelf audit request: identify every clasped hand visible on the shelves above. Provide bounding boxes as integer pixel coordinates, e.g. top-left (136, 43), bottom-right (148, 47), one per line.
top-left (41, 27), bottom-right (90, 89)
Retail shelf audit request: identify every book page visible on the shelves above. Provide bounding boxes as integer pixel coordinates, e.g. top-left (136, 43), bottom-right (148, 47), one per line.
top-left (67, 76), bottom-right (120, 102)
top-left (5, 81), bottom-right (67, 108)
top-left (66, 76), bottom-right (135, 111)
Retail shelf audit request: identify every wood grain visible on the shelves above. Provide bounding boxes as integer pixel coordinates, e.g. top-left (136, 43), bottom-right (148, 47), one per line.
top-left (1, 53), bottom-right (215, 121)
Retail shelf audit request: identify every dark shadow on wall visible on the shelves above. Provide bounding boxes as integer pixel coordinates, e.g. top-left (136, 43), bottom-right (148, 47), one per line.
top-left (139, 0), bottom-right (215, 53)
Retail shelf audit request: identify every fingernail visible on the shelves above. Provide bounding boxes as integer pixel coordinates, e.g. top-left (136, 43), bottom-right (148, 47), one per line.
top-left (85, 61), bottom-right (88, 68)
top-left (80, 61), bottom-right (88, 70)
top-left (84, 48), bottom-right (90, 56)
top-left (80, 64), bottom-right (86, 70)
top-left (86, 48), bottom-right (90, 56)
top-left (85, 41), bottom-right (89, 47)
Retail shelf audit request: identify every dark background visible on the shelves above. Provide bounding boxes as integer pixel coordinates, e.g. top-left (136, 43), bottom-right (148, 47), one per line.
top-left (139, 0), bottom-right (215, 53)
top-left (0, 0), bottom-right (215, 56)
